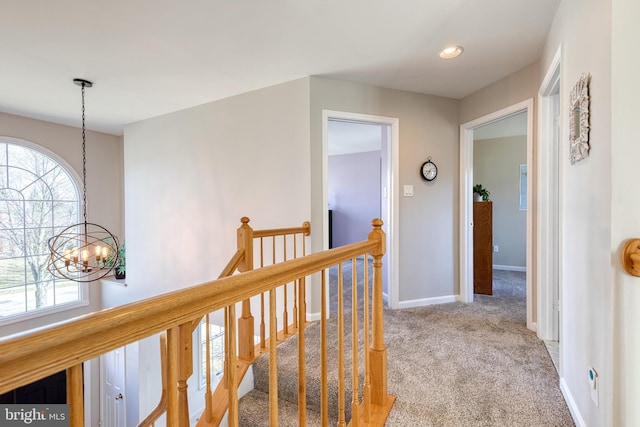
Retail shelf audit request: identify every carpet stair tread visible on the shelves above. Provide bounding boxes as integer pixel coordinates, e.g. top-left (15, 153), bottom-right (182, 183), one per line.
top-left (238, 389), bottom-right (327, 427)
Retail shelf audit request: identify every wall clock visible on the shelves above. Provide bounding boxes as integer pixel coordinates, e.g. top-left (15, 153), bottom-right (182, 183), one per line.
top-left (421, 157), bottom-right (437, 181)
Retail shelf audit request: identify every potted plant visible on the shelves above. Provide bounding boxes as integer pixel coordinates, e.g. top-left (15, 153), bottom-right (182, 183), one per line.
top-left (473, 184), bottom-right (490, 202)
top-left (114, 242), bottom-right (126, 279)
top-left (105, 241), bottom-right (126, 279)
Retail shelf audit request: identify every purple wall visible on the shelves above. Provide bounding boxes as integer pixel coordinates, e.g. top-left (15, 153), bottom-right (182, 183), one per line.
top-left (328, 151), bottom-right (381, 247)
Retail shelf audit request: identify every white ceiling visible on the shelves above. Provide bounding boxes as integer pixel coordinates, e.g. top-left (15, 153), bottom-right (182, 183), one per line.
top-left (0, 0), bottom-right (560, 136)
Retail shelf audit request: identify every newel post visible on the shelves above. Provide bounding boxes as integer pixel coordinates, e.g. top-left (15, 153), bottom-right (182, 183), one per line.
top-left (237, 217), bottom-right (255, 361)
top-left (368, 218), bottom-right (389, 406)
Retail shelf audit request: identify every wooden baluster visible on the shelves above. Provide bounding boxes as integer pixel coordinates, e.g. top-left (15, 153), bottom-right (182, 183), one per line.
top-left (178, 323), bottom-right (192, 425)
top-left (269, 288), bottom-right (279, 426)
top-left (66, 363), bottom-right (84, 427)
top-left (363, 255), bottom-right (371, 422)
top-left (297, 277), bottom-right (307, 426)
top-left (351, 257), bottom-right (359, 426)
top-left (237, 217), bottom-right (255, 361)
top-left (166, 327), bottom-right (179, 426)
top-left (272, 237), bottom-right (279, 346)
top-left (227, 304), bottom-right (239, 426)
top-left (204, 315), bottom-right (213, 421)
top-left (337, 263), bottom-right (346, 427)
top-left (293, 235), bottom-right (298, 330)
top-left (260, 237), bottom-right (266, 349)
top-left (320, 269), bottom-right (328, 426)
top-left (223, 307), bottom-right (229, 390)
top-left (368, 219), bottom-right (388, 406)
top-left (282, 236), bottom-right (288, 336)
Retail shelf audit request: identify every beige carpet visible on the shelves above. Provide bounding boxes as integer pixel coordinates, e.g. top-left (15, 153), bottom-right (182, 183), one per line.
top-left (240, 260), bottom-right (574, 426)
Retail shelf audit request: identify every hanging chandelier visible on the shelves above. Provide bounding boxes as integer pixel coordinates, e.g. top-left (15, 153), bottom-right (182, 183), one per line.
top-left (47, 79), bottom-right (120, 282)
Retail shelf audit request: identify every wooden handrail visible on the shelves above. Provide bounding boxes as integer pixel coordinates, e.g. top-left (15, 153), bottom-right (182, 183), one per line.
top-left (252, 221), bottom-right (311, 238)
top-left (0, 239), bottom-right (378, 395)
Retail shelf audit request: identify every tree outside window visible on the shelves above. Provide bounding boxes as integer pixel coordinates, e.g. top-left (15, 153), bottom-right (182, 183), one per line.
top-left (0, 140), bottom-right (82, 321)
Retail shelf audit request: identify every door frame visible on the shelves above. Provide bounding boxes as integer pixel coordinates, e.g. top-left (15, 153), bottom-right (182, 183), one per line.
top-left (537, 46), bottom-right (562, 342)
top-left (322, 110), bottom-right (399, 309)
top-left (459, 99), bottom-right (535, 331)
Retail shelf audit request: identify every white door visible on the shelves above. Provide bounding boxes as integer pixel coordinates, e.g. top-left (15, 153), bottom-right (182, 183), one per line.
top-left (101, 347), bottom-right (126, 427)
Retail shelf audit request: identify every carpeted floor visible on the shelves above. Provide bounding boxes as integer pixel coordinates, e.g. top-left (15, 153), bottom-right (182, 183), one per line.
top-left (241, 260), bottom-right (574, 426)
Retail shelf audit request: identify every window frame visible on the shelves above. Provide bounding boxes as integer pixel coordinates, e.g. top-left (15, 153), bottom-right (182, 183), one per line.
top-left (0, 137), bottom-right (88, 326)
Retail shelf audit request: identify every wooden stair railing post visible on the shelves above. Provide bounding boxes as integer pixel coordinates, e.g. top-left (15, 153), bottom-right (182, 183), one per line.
top-left (351, 257), bottom-right (360, 427)
top-left (177, 323), bottom-right (193, 426)
top-left (166, 327), bottom-right (180, 426)
top-left (297, 277), bottom-right (307, 426)
top-left (227, 303), bottom-right (239, 426)
top-left (237, 217), bottom-right (255, 361)
top-left (66, 363), bottom-right (84, 427)
top-left (363, 255), bottom-right (371, 423)
top-left (368, 219), bottom-right (389, 407)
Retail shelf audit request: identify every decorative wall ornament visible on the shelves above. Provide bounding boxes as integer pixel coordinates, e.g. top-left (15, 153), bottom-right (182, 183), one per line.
top-left (569, 73), bottom-right (591, 164)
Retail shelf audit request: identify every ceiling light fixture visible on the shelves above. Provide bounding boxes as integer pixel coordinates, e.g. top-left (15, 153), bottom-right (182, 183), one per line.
top-left (439, 46), bottom-right (464, 59)
top-left (47, 79), bottom-right (121, 282)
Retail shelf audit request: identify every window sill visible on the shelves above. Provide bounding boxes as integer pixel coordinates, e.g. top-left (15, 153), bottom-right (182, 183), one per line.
top-left (101, 276), bottom-right (127, 287)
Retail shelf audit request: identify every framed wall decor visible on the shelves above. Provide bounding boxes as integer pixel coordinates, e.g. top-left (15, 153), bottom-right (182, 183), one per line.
top-left (569, 73), bottom-right (591, 164)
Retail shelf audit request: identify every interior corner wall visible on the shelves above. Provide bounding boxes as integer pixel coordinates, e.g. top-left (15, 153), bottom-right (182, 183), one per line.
top-left (474, 136), bottom-right (527, 268)
top-left (122, 77), bottom-right (311, 421)
top-left (539, 0), bottom-right (613, 425)
top-left (309, 77), bottom-right (460, 305)
top-left (611, 0), bottom-right (640, 424)
top-left (459, 62), bottom-right (540, 125)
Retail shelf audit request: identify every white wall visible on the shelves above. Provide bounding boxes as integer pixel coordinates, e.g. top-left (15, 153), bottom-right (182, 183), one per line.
top-left (540, 0), bottom-right (613, 424)
top-left (310, 78), bottom-right (460, 306)
top-left (121, 78), bottom-right (311, 422)
top-left (611, 0), bottom-right (640, 424)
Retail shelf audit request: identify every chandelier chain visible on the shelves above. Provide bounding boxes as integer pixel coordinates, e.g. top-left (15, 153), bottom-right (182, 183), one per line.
top-left (81, 81), bottom-right (88, 224)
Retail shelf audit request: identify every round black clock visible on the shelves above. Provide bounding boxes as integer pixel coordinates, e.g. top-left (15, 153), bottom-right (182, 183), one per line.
top-left (421, 158), bottom-right (437, 181)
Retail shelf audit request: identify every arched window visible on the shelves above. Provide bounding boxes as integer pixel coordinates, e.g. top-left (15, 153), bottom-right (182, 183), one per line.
top-left (0, 138), bottom-right (84, 323)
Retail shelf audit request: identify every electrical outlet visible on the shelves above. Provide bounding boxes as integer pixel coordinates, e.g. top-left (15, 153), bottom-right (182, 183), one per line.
top-left (588, 367), bottom-right (599, 407)
top-left (494, 245), bottom-right (499, 253)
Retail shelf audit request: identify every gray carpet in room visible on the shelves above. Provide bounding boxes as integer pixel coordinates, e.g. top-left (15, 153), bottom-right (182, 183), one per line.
top-left (239, 259), bottom-right (574, 426)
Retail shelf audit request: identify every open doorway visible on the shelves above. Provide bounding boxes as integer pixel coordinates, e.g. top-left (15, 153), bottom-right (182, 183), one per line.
top-left (322, 110), bottom-right (399, 309)
top-left (459, 99), bottom-right (535, 331)
top-left (538, 47), bottom-right (562, 372)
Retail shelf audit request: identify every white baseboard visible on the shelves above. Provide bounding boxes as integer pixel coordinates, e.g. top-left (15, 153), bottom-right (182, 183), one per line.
top-left (397, 295), bottom-right (457, 309)
top-left (307, 311), bottom-right (322, 322)
top-left (560, 377), bottom-right (586, 427)
top-left (493, 264), bottom-right (526, 272)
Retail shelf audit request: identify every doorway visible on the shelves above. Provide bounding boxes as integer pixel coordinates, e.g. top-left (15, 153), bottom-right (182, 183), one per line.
top-left (538, 47), bottom-right (562, 371)
top-left (322, 110), bottom-right (399, 309)
top-left (459, 99), bottom-right (535, 331)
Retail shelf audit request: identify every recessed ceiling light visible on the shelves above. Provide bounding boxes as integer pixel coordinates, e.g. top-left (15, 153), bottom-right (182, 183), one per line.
top-left (439, 46), bottom-right (464, 59)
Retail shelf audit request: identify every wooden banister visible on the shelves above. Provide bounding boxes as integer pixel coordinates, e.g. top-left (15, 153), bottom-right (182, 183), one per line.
top-left (0, 218), bottom-right (394, 426)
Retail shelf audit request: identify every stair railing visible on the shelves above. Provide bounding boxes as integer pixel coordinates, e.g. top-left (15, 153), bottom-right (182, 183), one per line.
top-left (199, 217), bottom-right (311, 426)
top-left (0, 218), bottom-right (393, 426)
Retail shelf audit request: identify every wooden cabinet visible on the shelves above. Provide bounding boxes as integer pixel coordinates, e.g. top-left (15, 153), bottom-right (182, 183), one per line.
top-left (473, 201), bottom-right (493, 295)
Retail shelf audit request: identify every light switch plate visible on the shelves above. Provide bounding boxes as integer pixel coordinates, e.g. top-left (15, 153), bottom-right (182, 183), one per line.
top-left (403, 185), bottom-right (414, 197)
